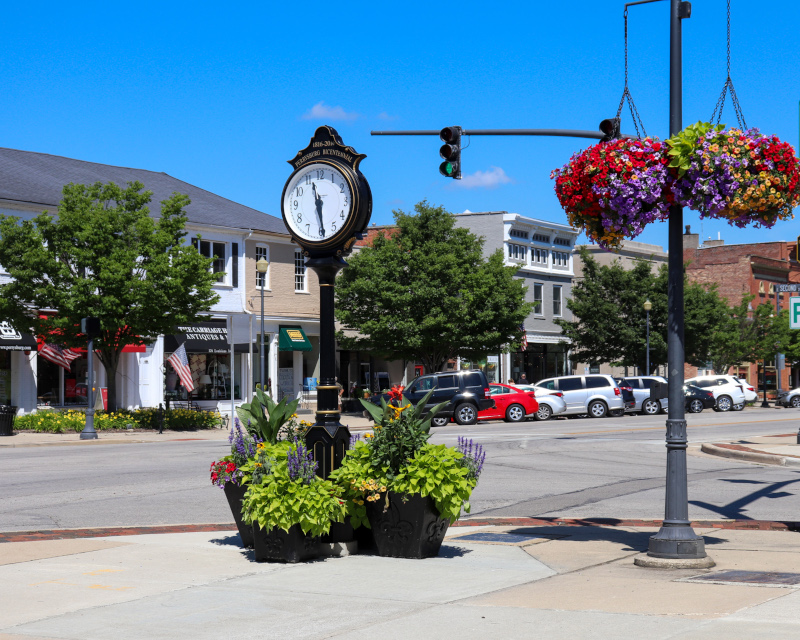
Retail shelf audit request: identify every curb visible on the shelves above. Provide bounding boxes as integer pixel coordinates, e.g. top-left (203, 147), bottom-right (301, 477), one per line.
top-left (701, 442), bottom-right (800, 468)
top-left (3, 517), bottom-right (798, 543)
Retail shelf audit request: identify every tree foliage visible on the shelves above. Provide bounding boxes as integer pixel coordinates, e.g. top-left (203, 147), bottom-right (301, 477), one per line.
top-left (0, 181), bottom-right (220, 410)
top-left (334, 202), bottom-right (532, 373)
top-left (557, 247), bottom-right (728, 372)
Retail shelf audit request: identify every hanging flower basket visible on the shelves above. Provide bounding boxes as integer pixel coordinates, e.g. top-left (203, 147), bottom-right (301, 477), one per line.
top-left (667, 123), bottom-right (800, 228)
top-left (551, 137), bottom-right (672, 251)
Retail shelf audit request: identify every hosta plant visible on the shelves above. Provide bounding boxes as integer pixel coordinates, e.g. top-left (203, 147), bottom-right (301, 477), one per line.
top-left (236, 387), bottom-right (300, 443)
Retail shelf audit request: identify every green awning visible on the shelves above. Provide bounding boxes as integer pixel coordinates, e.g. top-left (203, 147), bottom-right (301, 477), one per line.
top-left (278, 326), bottom-right (312, 352)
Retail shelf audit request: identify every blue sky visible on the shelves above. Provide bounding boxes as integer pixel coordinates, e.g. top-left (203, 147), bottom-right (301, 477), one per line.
top-left (2, 0), bottom-right (798, 250)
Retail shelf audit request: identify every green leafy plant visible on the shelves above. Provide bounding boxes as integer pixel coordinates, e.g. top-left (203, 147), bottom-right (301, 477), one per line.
top-left (666, 121), bottom-right (724, 177)
top-left (241, 441), bottom-right (345, 537)
top-left (392, 444), bottom-right (476, 522)
top-left (236, 387), bottom-right (299, 443)
top-left (330, 386), bottom-right (483, 527)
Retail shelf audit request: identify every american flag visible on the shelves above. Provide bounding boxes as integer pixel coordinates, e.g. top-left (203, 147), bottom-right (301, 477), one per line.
top-left (519, 325), bottom-right (528, 352)
top-left (167, 343), bottom-right (195, 392)
top-left (39, 343), bottom-right (82, 371)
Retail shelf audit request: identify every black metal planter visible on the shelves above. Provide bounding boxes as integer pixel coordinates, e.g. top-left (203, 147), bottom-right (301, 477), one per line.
top-left (366, 491), bottom-right (450, 559)
top-left (251, 523), bottom-right (320, 563)
top-left (0, 405), bottom-right (17, 437)
top-left (223, 481), bottom-right (254, 549)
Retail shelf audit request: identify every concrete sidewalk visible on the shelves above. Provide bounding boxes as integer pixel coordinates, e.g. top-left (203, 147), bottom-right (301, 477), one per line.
top-left (699, 434), bottom-right (800, 468)
top-left (0, 412), bottom-right (375, 448)
top-left (2, 521), bottom-right (800, 639)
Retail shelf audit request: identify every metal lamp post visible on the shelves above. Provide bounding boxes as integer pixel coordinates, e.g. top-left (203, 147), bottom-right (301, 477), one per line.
top-left (256, 258), bottom-right (269, 395)
top-left (80, 317), bottom-right (101, 440)
top-left (637, 0), bottom-right (712, 567)
top-left (643, 299), bottom-right (652, 375)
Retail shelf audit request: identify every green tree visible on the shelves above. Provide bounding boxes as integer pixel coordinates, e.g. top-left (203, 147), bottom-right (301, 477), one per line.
top-left (334, 201), bottom-right (532, 373)
top-left (558, 248), bottom-right (727, 372)
top-left (707, 295), bottom-right (757, 374)
top-left (0, 181), bottom-right (220, 410)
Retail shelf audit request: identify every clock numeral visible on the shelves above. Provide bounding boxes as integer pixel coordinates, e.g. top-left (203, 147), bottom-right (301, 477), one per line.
top-left (340, 183), bottom-right (345, 193)
top-left (305, 174), bottom-right (311, 185)
top-left (331, 172), bottom-right (335, 182)
top-left (316, 170), bottom-right (324, 180)
top-left (331, 222), bottom-right (337, 232)
top-left (296, 213), bottom-right (302, 222)
top-left (293, 200), bottom-right (298, 210)
top-left (340, 212), bottom-right (345, 220)
top-left (295, 187), bottom-right (303, 197)
top-left (306, 224), bottom-right (310, 234)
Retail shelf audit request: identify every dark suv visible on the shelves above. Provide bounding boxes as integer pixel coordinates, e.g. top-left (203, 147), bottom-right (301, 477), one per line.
top-left (371, 370), bottom-right (494, 426)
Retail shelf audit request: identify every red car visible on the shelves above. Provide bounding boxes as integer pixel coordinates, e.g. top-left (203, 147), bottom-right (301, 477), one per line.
top-left (481, 383), bottom-right (539, 422)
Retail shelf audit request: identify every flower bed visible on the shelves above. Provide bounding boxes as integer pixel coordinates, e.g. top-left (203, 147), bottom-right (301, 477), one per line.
top-left (667, 122), bottom-right (800, 227)
top-left (551, 137), bottom-right (672, 250)
top-left (14, 407), bottom-right (223, 432)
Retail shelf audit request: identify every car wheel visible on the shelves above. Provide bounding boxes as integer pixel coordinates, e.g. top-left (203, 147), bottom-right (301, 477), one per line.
top-left (791, 396), bottom-right (800, 408)
top-left (642, 399), bottom-right (660, 415)
top-left (534, 403), bottom-right (552, 421)
top-left (688, 399), bottom-right (704, 413)
top-left (431, 415), bottom-right (449, 428)
top-left (505, 404), bottom-right (526, 423)
top-left (454, 403), bottom-right (478, 425)
top-left (716, 395), bottom-right (733, 412)
top-left (732, 403), bottom-right (745, 412)
top-left (588, 400), bottom-right (608, 418)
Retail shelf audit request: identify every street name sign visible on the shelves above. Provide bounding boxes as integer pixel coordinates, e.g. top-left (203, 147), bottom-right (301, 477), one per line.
top-left (776, 284), bottom-right (800, 293)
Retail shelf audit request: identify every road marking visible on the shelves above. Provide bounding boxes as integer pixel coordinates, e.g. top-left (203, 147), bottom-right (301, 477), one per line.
top-left (83, 569), bottom-right (123, 576)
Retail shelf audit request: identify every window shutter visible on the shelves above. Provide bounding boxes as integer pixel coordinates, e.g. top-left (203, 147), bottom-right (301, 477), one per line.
top-left (232, 243), bottom-right (239, 288)
top-left (192, 237), bottom-right (199, 250)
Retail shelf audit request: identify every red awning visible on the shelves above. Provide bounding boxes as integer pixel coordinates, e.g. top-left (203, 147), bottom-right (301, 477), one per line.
top-left (37, 315), bottom-right (147, 353)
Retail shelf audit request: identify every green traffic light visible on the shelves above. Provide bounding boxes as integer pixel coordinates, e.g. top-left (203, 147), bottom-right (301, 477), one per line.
top-left (440, 161), bottom-right (454, 177)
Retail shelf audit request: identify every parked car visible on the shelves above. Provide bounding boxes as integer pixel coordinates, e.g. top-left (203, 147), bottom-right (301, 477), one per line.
top-left (483, 383), bottom-right (539, 422)
top-left (684, 375), bottom-right (747, 412)
top-left (533, 375), bottom-right (625, 418)
top-left (777, 387), bottom-right (800, 408)
top-left (369, 369), bottom-right (494, 427)
top-left (684, 384), bottom-right (717, 413)
top-left (732, 377), bottom-right (758, 407)
top-left (623, 376), bottom-right (670, 415)
top-left (612, 378), bottom-right (637, 415)
top-left (513, 384), bottom-right (568, 421)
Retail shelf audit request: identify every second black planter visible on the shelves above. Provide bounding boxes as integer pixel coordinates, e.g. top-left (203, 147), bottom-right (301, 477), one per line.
top-left (251, 523), bottom-right (320, 563)
top-left (366, 491), bottom-right (450, 559)
top-left (223, 481), bottom-right (254, 549)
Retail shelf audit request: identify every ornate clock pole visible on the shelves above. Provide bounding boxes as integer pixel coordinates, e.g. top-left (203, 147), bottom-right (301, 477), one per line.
top-left (281, 126), bottom-right (372, 478)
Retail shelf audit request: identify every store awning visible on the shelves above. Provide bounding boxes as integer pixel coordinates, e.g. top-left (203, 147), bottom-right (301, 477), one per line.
top-left (279, 326), bottom-right (312, 352)
top-left (0, 322), bottom-right (37, 351)
top-left (164, 320), bottom-right (250, 354)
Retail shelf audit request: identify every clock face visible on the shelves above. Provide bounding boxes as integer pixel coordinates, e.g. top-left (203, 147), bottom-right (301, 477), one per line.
top-left (282, 162), bottom-right (355, 243)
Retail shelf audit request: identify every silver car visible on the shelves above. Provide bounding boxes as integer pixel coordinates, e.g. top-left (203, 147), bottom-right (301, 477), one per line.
top-left (513, 384), bottom-right (568, 421)
top-left (778, 388), bottom-right (800, 408)
top-left (623, 376), bottom-right (669, 415)
top-left (533, 375), bottom-right (625, 418)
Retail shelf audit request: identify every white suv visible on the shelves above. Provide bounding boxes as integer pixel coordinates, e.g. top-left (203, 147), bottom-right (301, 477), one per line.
top-left (684, 375), bottom-right (747, 412)
top-left (534, 375), bottom-right (625, 418)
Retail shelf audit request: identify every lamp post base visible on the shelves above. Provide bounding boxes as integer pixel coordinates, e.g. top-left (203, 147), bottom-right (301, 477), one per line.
top-left (79, 429), bottom-right (98, 440)
top-left (645, 520), bottom-right (709, 561)
top-left (634, 554), bottom-right (715, 569)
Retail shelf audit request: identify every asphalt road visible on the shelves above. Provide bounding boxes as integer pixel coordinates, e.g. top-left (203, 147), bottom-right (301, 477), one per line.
top-left (2, 407), bottom-right (799, 532)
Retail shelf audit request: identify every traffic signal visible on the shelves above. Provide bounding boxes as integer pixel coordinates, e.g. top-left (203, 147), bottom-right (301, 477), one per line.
top-left (439, 126), bottom-right (462, 179)
top-left (599, 117), bottom-right (620, 142)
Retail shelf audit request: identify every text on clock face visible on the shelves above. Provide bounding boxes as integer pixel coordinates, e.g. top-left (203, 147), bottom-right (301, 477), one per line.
top-left (285, 165), bottom-right (352, 240)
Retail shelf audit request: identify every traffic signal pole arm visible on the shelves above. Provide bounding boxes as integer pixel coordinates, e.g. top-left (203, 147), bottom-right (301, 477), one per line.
top-left (371, 129), bottom-right (608, 140)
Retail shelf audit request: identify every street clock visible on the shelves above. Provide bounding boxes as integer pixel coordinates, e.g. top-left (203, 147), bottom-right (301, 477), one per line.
top-left (281, 126), bottom-right (372, 257)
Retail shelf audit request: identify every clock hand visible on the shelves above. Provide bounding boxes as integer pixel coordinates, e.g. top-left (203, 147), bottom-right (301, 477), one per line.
top-left (313, 183), bottom-right (325, 237)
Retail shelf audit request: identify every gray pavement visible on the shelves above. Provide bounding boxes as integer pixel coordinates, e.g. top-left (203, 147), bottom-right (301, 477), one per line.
top-left (2, 524), bottom-right (800, 639)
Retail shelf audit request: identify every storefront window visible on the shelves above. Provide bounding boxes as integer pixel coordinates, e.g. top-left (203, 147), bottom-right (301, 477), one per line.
top-left (37, 353), bottom-right (89, 407)
top-left (165, 352), bottom-right (242, 401)
top-left (511, 343), bottom-right (568, 383)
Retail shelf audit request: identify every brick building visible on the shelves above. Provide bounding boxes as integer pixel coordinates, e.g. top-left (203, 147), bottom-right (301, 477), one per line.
top-left (683, 226), bottom-right (800, 393)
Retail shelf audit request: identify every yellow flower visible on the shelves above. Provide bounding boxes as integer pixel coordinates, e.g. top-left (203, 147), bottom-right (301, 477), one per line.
top-left (365, 433), bottom-right (374, 439)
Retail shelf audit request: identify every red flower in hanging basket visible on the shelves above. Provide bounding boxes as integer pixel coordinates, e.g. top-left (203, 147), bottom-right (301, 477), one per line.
top-left (551, 137), bottom-right (672, 251)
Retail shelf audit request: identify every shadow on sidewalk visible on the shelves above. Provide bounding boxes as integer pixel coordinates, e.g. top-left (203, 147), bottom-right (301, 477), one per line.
top-left (690, 476), bottom-right (800, 520)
